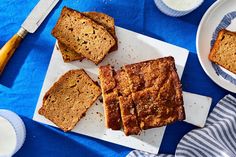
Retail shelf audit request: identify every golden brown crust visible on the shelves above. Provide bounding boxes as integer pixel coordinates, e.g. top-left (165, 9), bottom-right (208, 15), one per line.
top-left (114, 70), bottom-right (132, 96)
top-left (103, 92), bottom-right (121, 130)
top-left (209, 29), bottom-right (236, 74)
top-left (119, 96), bottom-right (140, 135)
top-left (39, 69), bottom-right (101, 132)
top-left (114, 70), bottom-right (140, 135)
top-left (52, 7), bottom-right (115, 64)
top-left (99, 65), bottom-right (116, 93)
top-left (99, 65), bottom-right (121, 130)
top-left (132, 86), bottom-right (183, 129)
top-left (124, 57), bottom-right (184, 129)
top-left (124, 57), bottom-right (176, 92)
top-left (98, 57), bottom-right (184, 135)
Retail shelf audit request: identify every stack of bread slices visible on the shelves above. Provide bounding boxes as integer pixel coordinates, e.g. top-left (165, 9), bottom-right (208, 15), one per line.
top-left (52, 7), bottom-right (117, 64)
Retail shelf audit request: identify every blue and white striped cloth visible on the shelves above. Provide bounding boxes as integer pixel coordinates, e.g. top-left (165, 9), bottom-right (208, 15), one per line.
top-left (127, 95), bottom-right (236, 157)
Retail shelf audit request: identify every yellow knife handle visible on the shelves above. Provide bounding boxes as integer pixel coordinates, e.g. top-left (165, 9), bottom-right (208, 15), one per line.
top-left (0, 28), bottom-right (27, 75)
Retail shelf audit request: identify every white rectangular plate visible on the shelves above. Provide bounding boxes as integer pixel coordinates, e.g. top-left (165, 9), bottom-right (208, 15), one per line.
top-left (33, 27), bottom-right (211, 154)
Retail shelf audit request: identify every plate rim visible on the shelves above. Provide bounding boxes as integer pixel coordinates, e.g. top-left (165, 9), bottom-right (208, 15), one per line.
top-left (196, 0), bottom-right (236, 93)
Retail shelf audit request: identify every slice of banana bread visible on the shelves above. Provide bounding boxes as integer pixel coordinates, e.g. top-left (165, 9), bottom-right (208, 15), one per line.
top-left (98, 65), bottom-right (116, 93)
top-left (99, 65), bottom-right (121, 130)
top-left (38, 69), bottom-right (101, 132)
top-left (52, 7), bottom-right (116, 64)
top-left (58, 12), bottom-right (117, 62)
top-left (83, 12), bottom-right (118, 52)
top-left (115, 70), bottom-right (140, 135)
top-left (119, 95), bottom-right (141, 135)
top-left (209, 29), bottom-right (236, 74)
top-left (103, 91), bottom-right (121, 130)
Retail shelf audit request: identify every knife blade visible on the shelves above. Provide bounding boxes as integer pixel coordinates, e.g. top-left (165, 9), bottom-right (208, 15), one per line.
top-left (22, 0), bottom-right (59, 33)
top-left (0, 0), bottom-right (59, 75)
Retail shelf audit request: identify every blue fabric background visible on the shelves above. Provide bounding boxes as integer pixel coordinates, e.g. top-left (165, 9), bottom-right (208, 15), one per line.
top-left (0, 0), bottom-right (235, 156)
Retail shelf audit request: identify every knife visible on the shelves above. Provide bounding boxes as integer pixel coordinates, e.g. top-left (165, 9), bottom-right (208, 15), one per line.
top-left (0, 0), bottom-right (59, 74)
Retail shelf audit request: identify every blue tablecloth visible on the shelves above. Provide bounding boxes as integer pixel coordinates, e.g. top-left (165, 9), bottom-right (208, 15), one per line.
top-left (0, 0), bottom-right (235, 156)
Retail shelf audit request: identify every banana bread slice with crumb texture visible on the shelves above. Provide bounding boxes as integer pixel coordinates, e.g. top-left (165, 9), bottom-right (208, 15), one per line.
top-left (52, 7), bottom-right (115, 64)
top-left (38, 69), bottom-right (101, 132)
top-left (83, 12), bottom-right (118, 52)
top-left (209, 29), bottom-right (236, 74)
top-left (58, 11), bottom-right (117, 62)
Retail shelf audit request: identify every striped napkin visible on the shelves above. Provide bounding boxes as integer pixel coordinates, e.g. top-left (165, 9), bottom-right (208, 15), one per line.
top-left (127, 95), bottom-right (236, 157)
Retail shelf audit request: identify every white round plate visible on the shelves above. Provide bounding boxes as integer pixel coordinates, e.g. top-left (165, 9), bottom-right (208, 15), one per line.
top-left (197, 0), bottom-right (236, 93)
